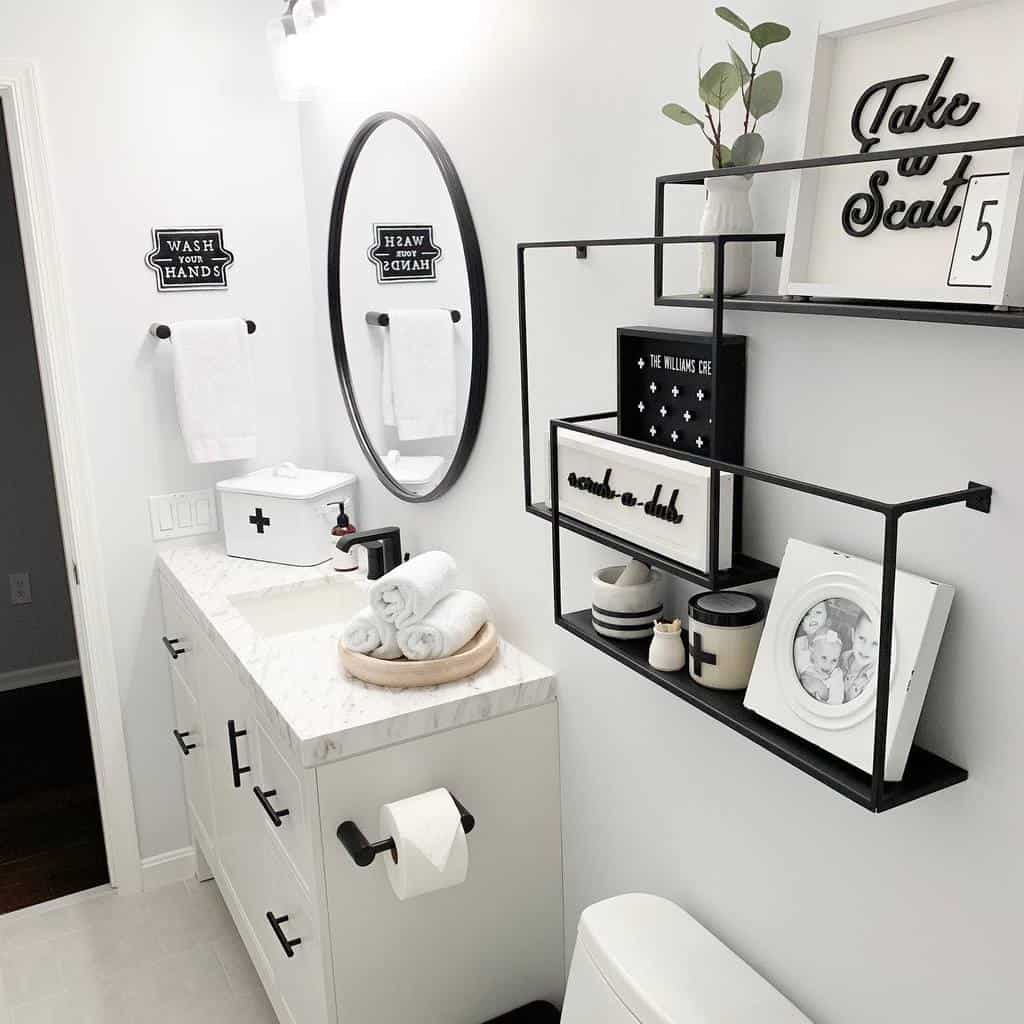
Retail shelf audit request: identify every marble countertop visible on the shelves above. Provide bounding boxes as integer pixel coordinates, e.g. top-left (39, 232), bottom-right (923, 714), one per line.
top-left (157, 541), bottom-right (556, 769)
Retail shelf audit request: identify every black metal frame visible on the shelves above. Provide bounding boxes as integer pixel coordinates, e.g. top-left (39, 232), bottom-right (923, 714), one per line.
top-left (654, 134), bottom-right (1024, 326)
top-left (518, 231), bottom-right (993, 813)
top-left (327, 111), bottom-right (489, 503)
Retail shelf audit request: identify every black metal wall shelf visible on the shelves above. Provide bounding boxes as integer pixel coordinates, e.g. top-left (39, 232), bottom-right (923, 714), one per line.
top-left (527, 501), bottom-right (779, 591)
top-left (559, 610), bottom-right (968, 812)
top-left (654, 134), bottom-right (1024, 326)
top-left (519, 229), bottom-right (992, 813)
top-left (655, 293), bottom-right (1024, 330)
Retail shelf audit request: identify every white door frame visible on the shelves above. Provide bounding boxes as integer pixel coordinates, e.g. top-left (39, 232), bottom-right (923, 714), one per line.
top-left (0, 62), bottom-right (142, 894)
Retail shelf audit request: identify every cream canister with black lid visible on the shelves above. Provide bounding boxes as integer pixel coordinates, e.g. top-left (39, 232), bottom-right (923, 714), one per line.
top-left (687, 590), bottom-right (766, 690)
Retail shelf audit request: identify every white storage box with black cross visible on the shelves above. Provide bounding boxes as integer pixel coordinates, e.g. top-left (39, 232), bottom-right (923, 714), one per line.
top-left (217, 463), bottom-right (357, 566)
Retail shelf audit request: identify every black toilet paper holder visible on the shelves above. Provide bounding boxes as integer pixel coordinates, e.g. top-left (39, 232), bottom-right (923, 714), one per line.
top-left (337, 791), bottom-right (475, 867)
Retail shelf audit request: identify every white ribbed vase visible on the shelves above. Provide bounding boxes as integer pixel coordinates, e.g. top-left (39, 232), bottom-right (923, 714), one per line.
top-left (697, 176), bottom-right (753, 297)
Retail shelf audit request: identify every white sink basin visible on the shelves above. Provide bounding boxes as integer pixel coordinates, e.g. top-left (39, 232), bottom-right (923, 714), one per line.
top-left (231, 578), bottom-right (367, 639)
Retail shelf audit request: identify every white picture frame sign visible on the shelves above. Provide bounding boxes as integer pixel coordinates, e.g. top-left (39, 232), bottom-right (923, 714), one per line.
top-left (743, 540), bottom-right (954, 782)
top-left (780, 0), bottom-right (1024, 306)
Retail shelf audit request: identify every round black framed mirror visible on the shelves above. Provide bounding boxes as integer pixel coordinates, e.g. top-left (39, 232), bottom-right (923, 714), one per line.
top-left (327, 112), bottom-right (488, 502)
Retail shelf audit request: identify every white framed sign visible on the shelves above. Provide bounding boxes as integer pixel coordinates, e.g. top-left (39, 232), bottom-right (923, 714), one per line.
top-left (743, 540), bottom-right (954, 782)
top-left (553, 428), bottom-right (733, 574)
top-left (780, 0), bottom-right (1024, 306)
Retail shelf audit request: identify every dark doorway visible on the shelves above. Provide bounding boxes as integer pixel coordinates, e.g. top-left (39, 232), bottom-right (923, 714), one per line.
top-left (0, 104), bottom-right (108, 913)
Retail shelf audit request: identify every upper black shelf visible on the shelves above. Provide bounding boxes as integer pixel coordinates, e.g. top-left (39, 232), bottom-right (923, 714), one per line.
top-left (655, 292), bottom-right (1024, 330)
top-left (528, 501), bottom-right (779, 591)
top-left (657, 133), bottom-right (1024, 185)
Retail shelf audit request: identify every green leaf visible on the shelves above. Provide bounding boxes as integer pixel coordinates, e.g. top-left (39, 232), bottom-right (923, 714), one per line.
top-left (662, 103), bottom-right (701, 126)
top-left (731, 131), bottom-right (764, 166)
top-left (728, 43), bottom-right (751, 85)
top-left (747, 70), bottom-right (783, 118)
top-left (715, 6), bottom-right (750, 32)
top-left (750, 21), bottom-right (791, 47)
top-left (713, 143), bottom-right (733, 169)
top-left (699, 61), bottom-right (742, 110)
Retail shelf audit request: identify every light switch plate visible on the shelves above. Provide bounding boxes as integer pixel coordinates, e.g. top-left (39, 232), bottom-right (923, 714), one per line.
top-left (149, 489), bottom-right (218, 541)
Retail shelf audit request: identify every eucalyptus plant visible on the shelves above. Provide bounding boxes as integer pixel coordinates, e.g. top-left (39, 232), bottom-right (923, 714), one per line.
top-left (662, 6), bottom-right (790, 169)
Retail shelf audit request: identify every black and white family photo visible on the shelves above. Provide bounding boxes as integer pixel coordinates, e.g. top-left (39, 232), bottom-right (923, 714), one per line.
top-left (792, 598), bottom-right (879, 705)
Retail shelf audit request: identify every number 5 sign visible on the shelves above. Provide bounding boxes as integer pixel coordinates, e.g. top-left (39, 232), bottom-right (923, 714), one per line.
top-left (948, 173), bottom-right (1010, 288)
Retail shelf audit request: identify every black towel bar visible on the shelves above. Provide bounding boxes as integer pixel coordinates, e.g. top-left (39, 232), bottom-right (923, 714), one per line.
top-left (150, 320), bottom-right (256, 340)
top-left (337, 791), bottom-right (475, 867)
top-left (365, 309), bottom-right (461, 327)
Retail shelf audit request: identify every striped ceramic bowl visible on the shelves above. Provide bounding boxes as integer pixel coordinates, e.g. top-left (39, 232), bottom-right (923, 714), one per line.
top-left (591, 565), bottom-right (664, 640)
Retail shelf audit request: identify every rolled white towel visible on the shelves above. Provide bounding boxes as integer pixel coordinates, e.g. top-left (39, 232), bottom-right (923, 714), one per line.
top-left (369, 550), bottom-right (457, 629)
top-left (341, 607), bottom-right (403, 660)
top-left (397, 590), bottom-right (490, 661)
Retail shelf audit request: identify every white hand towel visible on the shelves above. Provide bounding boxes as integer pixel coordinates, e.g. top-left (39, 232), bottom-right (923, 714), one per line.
top-left (341, 607), bottom-right (402, 661)
top-left (397, 590), bottom-right (490, 661)
top-left (369, 550), bottom-right (457, 630)
top-left (171, 318), bottom-right (258, 463)
top-left (383, 310), bottom-right (457, 441)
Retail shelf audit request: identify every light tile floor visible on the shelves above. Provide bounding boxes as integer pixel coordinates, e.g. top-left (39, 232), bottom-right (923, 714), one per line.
top-left (0, 879), bottom-right (277, 1024)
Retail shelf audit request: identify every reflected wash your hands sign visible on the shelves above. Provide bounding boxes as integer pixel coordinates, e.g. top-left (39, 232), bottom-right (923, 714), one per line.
top-left (368, 224), bottom-right (442, 283)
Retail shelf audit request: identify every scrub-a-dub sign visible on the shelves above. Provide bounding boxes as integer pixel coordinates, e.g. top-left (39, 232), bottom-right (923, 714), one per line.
top-left (780, 2), bottom-right (1024, 306)
top-left (146, 228), bottom-right (234, 291)
top-left (368, 224), bottom-right (442, 283)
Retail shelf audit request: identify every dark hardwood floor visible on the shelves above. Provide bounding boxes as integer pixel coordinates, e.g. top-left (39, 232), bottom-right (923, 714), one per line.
top-left (0, 677), bottom-right (108, 913)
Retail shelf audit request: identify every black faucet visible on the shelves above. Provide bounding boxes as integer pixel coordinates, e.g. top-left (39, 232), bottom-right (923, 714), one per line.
top-left (336, 527), bottom-right (403, 581)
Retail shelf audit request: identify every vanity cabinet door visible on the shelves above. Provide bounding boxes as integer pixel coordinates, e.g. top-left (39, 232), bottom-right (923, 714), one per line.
top-left (199, 638), bottom-right (265, 939)
top-left (169, 667), bottom-right (215, 857)
top-left (318, 702), bottom-right (564, 1024)
top-left (256, 832), bottom-right (327, 1024)
top-left (159, 577), bottom-right (200, 692)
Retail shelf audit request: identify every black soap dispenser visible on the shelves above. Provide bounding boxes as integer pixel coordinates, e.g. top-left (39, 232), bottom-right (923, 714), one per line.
top-left (329, 502), bottom-right (358, 571)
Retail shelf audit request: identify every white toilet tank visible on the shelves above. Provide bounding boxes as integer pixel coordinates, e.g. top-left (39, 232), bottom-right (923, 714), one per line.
top-left (561, 894), bottom-right (810, 1024)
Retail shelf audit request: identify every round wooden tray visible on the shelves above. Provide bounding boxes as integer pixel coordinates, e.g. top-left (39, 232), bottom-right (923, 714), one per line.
top-left (339, 622), bottom-right (498, 688)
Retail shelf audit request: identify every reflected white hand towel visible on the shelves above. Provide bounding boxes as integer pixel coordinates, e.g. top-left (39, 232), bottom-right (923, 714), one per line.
top-left (341, 607), bottom-right (402, 661)
top-left (171, 318), bottom-right (257, 463)
top-left (385, 309), bottom-right (457, 441)
top-left (397, 590), bottom-right (490, 661)
top-left (369, 550), bottom-right (457, 629)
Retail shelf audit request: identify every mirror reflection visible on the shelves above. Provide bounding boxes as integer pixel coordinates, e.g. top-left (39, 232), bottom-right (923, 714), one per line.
top-left (331, 114), bottom-right (486, 500)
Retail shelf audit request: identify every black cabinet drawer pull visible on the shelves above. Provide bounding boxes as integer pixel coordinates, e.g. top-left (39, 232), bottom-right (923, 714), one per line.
top-left (227, 720), bottom-right (251, 788)
top-left (266, 911), bottom-right (301, 958)
top-left (173, 729), bottom-right (196, 755)
top-left (254, 786), bottom-right (290, 827)
top-left (162, 635), bottom-right (186, 660)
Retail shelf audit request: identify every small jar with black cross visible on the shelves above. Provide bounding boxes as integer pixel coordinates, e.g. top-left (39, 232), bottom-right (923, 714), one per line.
top-left (686, 591), bottom-right (766, 690)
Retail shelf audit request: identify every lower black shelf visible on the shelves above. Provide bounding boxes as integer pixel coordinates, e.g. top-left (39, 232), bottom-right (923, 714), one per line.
top-left (559, 609), bottom-right (967, 812)
top-left (656, 292), bottom-right (1024, 330)
top-left (528, 502), bottom-right (778, 590)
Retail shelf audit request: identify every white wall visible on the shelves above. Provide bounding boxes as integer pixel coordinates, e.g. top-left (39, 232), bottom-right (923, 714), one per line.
top-left (298, 1), bottom-right (1022, 1020)
top-left (0, 0), bottom-right (319, 857)
top-left (0, 112), bottom-right (77, 676)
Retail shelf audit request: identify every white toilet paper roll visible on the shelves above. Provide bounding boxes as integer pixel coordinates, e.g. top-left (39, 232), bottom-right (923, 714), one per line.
top-left (380, 788), bottom-right (469, 901)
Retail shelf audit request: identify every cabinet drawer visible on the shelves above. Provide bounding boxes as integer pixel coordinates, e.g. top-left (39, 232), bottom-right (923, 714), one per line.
top-left (170, 667), bottom-right (215, 852)
top-left (159, 576), bottom-right (200, 691)
top-left (257, 832), bottom-right (327, 1024)
top-left (254, 720), bottom-right (313, 893)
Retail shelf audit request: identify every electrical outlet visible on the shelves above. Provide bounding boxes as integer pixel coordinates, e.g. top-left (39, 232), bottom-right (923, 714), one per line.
top-left (149, 489), bottom-right (218, 541)
top-left (9, 572), bottom-right (31, 605)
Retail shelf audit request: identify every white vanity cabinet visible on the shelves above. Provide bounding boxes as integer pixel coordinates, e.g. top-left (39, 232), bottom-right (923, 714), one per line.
top-left (158, 546), bottom-right (563, 1024)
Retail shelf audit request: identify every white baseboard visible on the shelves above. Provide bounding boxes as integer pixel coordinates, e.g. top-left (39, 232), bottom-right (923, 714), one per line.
top-left (0, 659), bottom-right (81, 693)
top-left (141, 846), bottom-right (196, 891)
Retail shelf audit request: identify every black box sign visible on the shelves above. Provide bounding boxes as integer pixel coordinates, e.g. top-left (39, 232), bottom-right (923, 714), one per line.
top-left (146, 228), bottom-right (234, 291)
top-left (368, 224), bottom-right (442, 283)
top-left (617, 326), bottom-right (746, 463)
